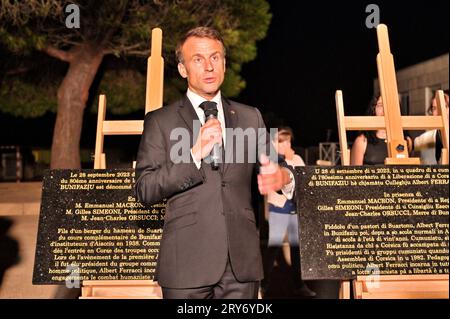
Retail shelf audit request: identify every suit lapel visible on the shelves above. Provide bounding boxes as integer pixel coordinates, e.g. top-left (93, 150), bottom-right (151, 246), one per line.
top-left (222, 97), bottom-right (238, 175)
top-left (177, 96), bottom-right (200, 146)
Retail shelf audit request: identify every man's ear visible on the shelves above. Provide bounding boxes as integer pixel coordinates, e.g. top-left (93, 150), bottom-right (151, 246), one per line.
top-left (178, 63), bottom-right (187, 78)
top-left (223, 58), bottom-right (226, 72)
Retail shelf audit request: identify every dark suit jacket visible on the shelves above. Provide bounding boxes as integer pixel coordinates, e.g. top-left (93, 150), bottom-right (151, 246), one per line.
top-left (134, 95), bottom-right (275, 289)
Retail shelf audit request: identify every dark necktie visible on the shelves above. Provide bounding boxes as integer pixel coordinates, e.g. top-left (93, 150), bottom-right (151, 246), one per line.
top-left (199, 101), bottom-right (218, 122)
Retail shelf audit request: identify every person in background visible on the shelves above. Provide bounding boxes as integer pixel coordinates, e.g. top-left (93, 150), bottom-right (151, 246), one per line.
top-left (261, 127), bottom-right (316, 298)
top-left (414, 91), bottom-right (449, 164)
top-left (351, 95), bottom-right (412, 165)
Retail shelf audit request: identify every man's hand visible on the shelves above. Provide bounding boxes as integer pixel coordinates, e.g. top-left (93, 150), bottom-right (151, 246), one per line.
top-left (191, 119), bottom-right (223, 162)
top-left (257, 154), bottom-right (291, 195)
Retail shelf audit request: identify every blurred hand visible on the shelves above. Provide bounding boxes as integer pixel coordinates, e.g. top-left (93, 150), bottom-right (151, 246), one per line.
top-left (191, 119), bottom-right (222, 162)
top-left (257, 154), bottom-right (291, 195)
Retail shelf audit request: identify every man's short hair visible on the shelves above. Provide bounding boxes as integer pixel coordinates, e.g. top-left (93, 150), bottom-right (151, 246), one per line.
top-left (176, 26), bottom-right (226, 63)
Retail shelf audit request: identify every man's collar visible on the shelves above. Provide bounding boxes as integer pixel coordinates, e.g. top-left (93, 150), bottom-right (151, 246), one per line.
top-left (186, 88), bottom-right (222, 108)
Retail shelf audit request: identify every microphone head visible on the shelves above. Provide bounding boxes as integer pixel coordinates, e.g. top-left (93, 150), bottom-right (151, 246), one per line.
top-left (199, 101), bottom-right (218, 118)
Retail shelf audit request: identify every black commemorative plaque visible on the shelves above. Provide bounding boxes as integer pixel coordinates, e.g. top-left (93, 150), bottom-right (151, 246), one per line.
top-left (33, 169), bottom-right (165, 284)
top-left (295, 165), bottom-right (449, 280)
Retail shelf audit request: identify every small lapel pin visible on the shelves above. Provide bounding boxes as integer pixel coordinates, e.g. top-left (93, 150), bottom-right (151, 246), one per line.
top-left (230, 110), bottom-right (235, 115)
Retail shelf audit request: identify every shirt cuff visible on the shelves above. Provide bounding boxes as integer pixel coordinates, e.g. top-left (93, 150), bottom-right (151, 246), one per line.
top-left (281, 169), bottom-right (295, 200)
top-left (191, 149), bottom-right (202, 170)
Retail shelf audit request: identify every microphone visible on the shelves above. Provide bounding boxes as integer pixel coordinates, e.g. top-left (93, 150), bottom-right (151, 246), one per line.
top-left (200, 101), bottom-right (220, 170)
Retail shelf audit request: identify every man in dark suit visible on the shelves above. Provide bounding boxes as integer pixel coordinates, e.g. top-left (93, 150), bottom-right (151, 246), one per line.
top-left (135, 27), bottom-right (294, 299)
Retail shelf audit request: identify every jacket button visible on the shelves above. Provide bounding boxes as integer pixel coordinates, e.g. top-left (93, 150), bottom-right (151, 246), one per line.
top-left (221, 181), bottom-right (226, 187)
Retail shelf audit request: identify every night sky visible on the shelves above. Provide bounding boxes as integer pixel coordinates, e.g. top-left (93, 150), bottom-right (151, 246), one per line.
top-left (0, 1), bottom-right (448, 154)
top-left (239, 0), bottom-right (449, 146)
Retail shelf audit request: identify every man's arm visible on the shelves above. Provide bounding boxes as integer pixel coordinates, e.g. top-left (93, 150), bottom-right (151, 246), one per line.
top-left (254, 108), bottom-right (295, 196)
top-left (134, 112), bottom-right (204, 205)
top-left (258, 154), bottom-right (294, 196)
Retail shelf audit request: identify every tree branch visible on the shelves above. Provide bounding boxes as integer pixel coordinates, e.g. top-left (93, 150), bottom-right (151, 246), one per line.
top-left (5, 67), bottom-right (30, 76)
top-left (104, 47), bottom-right (150, 57)
top-left (43, 46), bottom-right (73, 63)
top-left (99, 3), bottom-right (129, 47)
top-left (103, 43), bottom-right (143, 54)
top-left (126, 50), bottom-right (151, 57)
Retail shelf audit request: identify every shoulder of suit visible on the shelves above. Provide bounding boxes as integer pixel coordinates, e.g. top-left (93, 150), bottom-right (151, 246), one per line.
top-left (143, 97), bottom-right (261, 121)
top-left (225, 98), bottom-right (260, 115)
top-left (226, 98), bottom-right (255, 110)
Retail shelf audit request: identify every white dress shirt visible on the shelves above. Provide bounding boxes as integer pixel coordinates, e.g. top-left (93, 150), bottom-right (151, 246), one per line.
top-left (187, 88), bottom-right (295, 199)
top-left (188, 89), bottom-right (226, 169)
top-left (187, 89), bottom-right (226, 144)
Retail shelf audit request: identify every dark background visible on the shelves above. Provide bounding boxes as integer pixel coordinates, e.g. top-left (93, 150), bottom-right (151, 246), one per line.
top-left (238, 0), bottom-right (449, 146)
top-left (0, 0), bottom-right (448, 156)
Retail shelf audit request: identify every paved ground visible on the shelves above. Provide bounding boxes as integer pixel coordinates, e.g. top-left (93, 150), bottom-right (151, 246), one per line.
top-left (0, 215), bottom-right (59, 298)
top-left (0, 182), bottom-right (42, 216)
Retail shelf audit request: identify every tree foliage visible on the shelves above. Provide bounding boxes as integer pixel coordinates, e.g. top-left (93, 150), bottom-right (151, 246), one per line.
top-left (0, 0), bottom-right (271, 168)
top-left (1, 0), bottom-right (271, 116)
